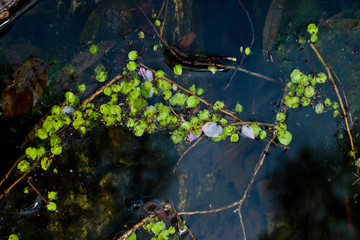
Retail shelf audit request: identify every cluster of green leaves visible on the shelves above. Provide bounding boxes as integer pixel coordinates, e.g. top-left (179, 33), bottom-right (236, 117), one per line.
top-left (307, 23), bottom-right (318, 42)
top-left (142, 218), bottom-right (175, 240)
top-left (284, 69), bottom-right (339, 116)
top-left (47, 191), bottom-right (58, 211)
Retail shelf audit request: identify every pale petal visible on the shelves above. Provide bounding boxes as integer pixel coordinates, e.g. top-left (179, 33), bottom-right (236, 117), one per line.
top-left (200, 122), bottom-right (223, 137)
top-left (188, 131), bottom-right (201, 143)
top-left (139, 67), bottom-right (153, 81)
top-left (241, 125), bottom-right (254, 139)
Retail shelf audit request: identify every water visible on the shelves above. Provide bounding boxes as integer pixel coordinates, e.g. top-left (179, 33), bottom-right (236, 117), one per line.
top-left (0, 0), bottom-right (360, 239)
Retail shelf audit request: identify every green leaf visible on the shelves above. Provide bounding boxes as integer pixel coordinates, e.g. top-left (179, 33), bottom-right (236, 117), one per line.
top-left (187, 96), bottom-right (200, 108)
top-left (259, 130), bottom-right (267, 139)
top-left (290, 69), bottom-right (302, 83)
top-left (50, 134), bottom-right (62, 147)
top-left (283, 96), bottom-right (300, 108)
top-left (8, 234), bottom-right (19, 240)
top-left (332, 101), bottom-right (339, 109)
top-left (41, 157), bottom-right (51, 171)
top-left (104, 87), bottom-right (112, 96)
top-left (48, 191), bottom-right (57, 201)
top-left (126, 231), bottom-right (136, 240)
top-left (276, 112), bottom-right (286, 122)
top-left (47, 201), bottom-right (57, 211)
top-left (78, 84), bottom-right (86, 93)
top-left (208, 65), bottom-right (217, 74)
top-left (89, 44), bottom-right (99, 55)
top-left (324, 98), bottom-right (332, 107)
top-left (128, 51), bottom-right (138, 61)
top-left (198, 109), bottom-right (210, 121)
top-left (163, 90), bottom-right (172, 100)
top-left (51, 105), bottom-right (63, 116)
top-left (300, 97), bottom-right (310, 106)
top-left (96, 71), bottom-right (107, 82)
top-left (65, 91), bottom-right (78, 107)
top-left (310, 34), bottom-right (318, 42)
top-left (277, 130), bottom-right (292, 145)
top-left (155, 70), bottom-right (165, 79)
top-left (196, 88), bottom-right (204, 95)
top-left (173, 65), bottom-right (183, 75)
top-left (36, 128), bottom-right (48, 140)
top-left (251, 124), bottom-right (262, 137)
top-left (189, 84), bottom-right (196, 93)
top-left (169, 93), bottom-right (187, 106)
top-left (316, 72), bottom-right (327, 83)
top-left (51, 145), bottom-right (62, 155)
top-left (333, 110), bottom-right (340, 117)
top-left (127, 61), bottom-right (137, 71)
top-left (304, 86), bottom-right (315, 98)
top-left (235, 102), bottom-right (243, 114)
top-left (230, 134), bottom-right (239, 142)
top-left (315, 103), bottom-right (324, 114)
top-left (307, 23), bottom-right (318, 35)
top-left (138, 31), bottom-right (145, 39)
top-left (245, 47), bottom-right (251, 55)
top-left (17, 160), bottom-right (30, 172)
top-left (26, 147), bottom-right (38, 161)
top-left (213, 101), bottom-right (224, 110)
top-left (168, 226), bottom-right (175, 234)
top-left (155, 20), bottom-right (161, 27)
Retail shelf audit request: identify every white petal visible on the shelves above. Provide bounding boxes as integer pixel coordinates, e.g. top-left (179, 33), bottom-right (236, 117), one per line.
top-left (241, 125), bottom-right (254, 139)
top-left (200, 122), bottom-right (223, 138)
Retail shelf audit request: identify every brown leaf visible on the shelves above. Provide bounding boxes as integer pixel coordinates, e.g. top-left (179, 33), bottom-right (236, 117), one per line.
top-left (178, 31), bottom-right (196, 51)
top-left (1, 57), bottom-right (47, 118)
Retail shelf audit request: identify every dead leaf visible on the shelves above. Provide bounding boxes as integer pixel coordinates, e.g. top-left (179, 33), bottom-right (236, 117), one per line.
top-left (178, 31), bottom-right (196, 51)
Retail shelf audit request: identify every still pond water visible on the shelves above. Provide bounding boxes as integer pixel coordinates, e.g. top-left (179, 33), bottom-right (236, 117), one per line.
top-left (0, 0), bottom-right (360, 239)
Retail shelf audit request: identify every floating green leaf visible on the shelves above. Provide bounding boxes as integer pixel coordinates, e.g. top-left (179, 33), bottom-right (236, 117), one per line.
top-left (235, 102), bottom-right (243, 114)
top-left (304, 86), bottom-right (315, 98)
top-left (48, 191), bottom-right (57, 201)
top-left (89, 44), bottom-right (99, 55)
top-left (128, 51), bottom-right (138, 61)
top-left (213, 101), bottom-right (224, 110)
top-left (208, 65), bottom-right (217, 74)
top-left (18, 160), bottom-right (30, 172)
top-left (315, 103), bottom-right (324, 114)
top-left (127, 61), bottom-right (137, 71)
top-left (155, 70), bottom-right (165, 79)
top-left (187, 96), bottom-right (200, 108)
top-left (230, 134), bottom-right (239, 142)
top-left (307, 23), bottom-right (318, 35)
top-left (245, 47), bottom-right (251, 55)
top-left (277, 130), bottom-right (292, 145)
top-left (173, 65), bottom-right (182, 75)
top-left (276, 112), bottom-right (286, 122)
top-left (8, 234), bottom-right (19, 240)
top-left (47, 201), bottom-right (57, 211)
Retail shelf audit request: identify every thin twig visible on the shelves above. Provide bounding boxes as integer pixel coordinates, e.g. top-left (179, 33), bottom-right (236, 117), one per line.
top-left (173, 136), bottom-right (204, 173)
top-left (159, 0), bottom-right (168, 40)
top-left (224, 0), bottom-right (256, 90)
top-left (115, 214), bottom-right (156, 240)
top-left (0, 155), bottom-right (24, 187)
top-left (27, 178), bottom-right (48, 205)
top-left (309, 44), bottom-right (355, 160)
top-left (177, 139), bottom-right (273, 216)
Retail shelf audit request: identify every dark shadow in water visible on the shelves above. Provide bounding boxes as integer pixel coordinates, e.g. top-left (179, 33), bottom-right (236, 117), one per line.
top-left (257, 146), bottom-right (360, 240)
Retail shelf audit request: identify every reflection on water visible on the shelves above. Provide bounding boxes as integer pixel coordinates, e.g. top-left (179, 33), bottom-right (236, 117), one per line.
top-left (0, 0), bottom-right (359, 239)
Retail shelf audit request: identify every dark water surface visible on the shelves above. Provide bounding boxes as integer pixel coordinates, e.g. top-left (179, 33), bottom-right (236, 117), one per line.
top-left (0, 0), bottom-right (360, 239)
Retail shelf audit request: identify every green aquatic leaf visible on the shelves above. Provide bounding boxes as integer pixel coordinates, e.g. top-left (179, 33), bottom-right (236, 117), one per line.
top-left (138, 31), bottom-right (145, 39)
top-left (310, 34), bottom-right (318, 42)
top-left (127, 61), bottom-right (137, 71)
top-left (290, 69), bottom-right (302, 83)
top-left (155, 70), bottom-right (165, 79)
top-left (8, 234), bottom-right (19, 240)
top-left (189, 84), bottom-right (196, 93)
top-left (307, 23), bottom-right (318, 35)
top-left (276, 112), bottom-right (286, 122)
top-left (128, 51), bottom-right (138, 61)
top-left (47, 201), bottom-right (57, 211)
top-left (284, 96), bottom-right (300, 108)
top-left (277, 130), bottom-right (292, 145)
top-left (230, 134), bottom-right (239, 142)
top-left (51, 105), bottom-right (63, 116)
top-left (163, 90), bottom-right (172, 100)
top-left (41, 157), bottom-right (51, 171)
top-left (245, 47), bottom-right (251, 55)
top-left (187, 96), bottom-right (200, 108)
top-left (333, 110), bottom-right (339, 117)
top-left (301, 97), bottom-right (311, 106)
top-left (48, 191), bottom-right (57, 201)
top-left (208, 65), bottom-right (217, 74)
top-left (96, 71), bottom-right (107, 82)
top-left (295, 85), bottom-right (304, 96)
top-left (51, 145), bottom-right (62, 155)
top-left (220, 118), bottom-right (228, 125)
top-left (304, 86), bottom-right (315, 98)
top-left (213, 101), bottom-right (224, 110)
top-left (316, 72), bottom-right (327, 83)
top-left (235, 102), bottom-right (243, 114)
top-left (50, 134), bottom-right (61, 147)
top-left (89, 44), bottom-right (99, 55)
top-left (196, 88), bottom-right (204, 95)
top-left (36, 128), bottom-right (48, 140)
top-left (155, 19), bottom-right (161, 27)
top-left (169, 93), bottom-right (187, 106)
top-left (251, 124), bottom-right (262, 137)
top-left (104, 87), bottom-right (112, 96)
top-left (17, 160), bottom-right (30, 172)
top-left (173, 65), bottom-right (182, 75)
top-left (65, 91), bottom-right (78, 106)
top-left (78, 84), bottom-right (86, 93)
top-left (315, 103), bottom-right (324, 114)
top-left (126, 231), bottom-right (136, 240)
top-left (198, 109), bottom-right (210, 121)
top-left (157, 79), bottom-right (172, 91)
top-left (259, 130), bottom-right (267, 139)
top-left (332, 101), bottom-right (339, 109)
top-left (324, 98), bottom-right (332, 107)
